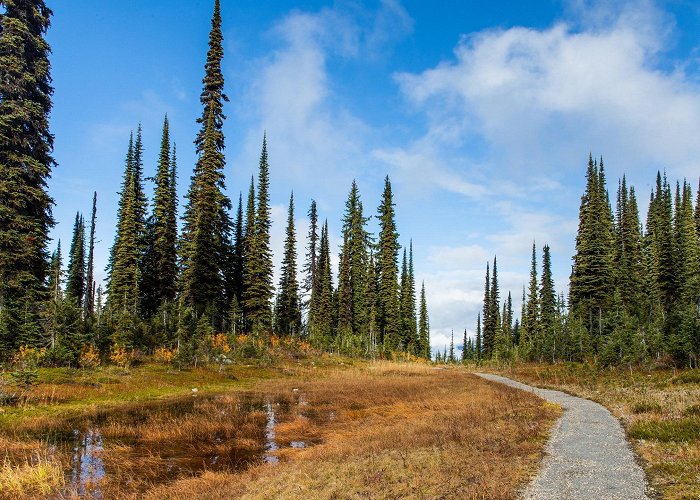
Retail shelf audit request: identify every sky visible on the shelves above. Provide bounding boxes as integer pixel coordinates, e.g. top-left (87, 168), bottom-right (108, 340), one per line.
top-left (42, 0), bottom-right (700, 354)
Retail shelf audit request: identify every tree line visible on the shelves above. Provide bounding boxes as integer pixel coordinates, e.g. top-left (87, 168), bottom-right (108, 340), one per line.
top-left (460, 156), bottom-right (700, 368)
top-left (0, 0), bottom-right (431, 366)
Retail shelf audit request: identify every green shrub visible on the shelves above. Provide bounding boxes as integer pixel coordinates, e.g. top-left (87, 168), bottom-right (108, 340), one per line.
top-left (629, 418), bottom-right (700, 442)
top-left (670, 370), bottom-right (700, 385)
top-left (631, 401), bottom-right (662, 414)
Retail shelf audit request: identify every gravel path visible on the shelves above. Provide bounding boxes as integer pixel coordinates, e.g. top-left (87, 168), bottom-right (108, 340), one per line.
top-left (476, 373), bottom-right (651, 500)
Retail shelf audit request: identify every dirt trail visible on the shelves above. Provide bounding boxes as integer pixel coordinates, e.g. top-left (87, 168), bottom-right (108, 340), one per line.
top-left (477, 373), bottom-right (651, 500)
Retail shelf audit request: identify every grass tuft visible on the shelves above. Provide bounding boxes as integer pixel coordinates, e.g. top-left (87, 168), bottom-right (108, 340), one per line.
top-left (631, 401), bottom-right (663, 414)
top-left (670, 370), bottom-right (700, 385)
top-left (0, 454), bottom-right (63, 498)
top-left (629, 418), bottom-right (700, 442)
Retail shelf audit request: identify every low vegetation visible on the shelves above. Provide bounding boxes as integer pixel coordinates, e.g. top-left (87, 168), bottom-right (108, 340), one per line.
top-left (0, 358), bottom-right (559, 498)
top-left (486, 362), bottom-right (700, 499)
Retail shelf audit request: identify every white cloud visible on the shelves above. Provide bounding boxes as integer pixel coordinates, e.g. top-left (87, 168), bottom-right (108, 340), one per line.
top-left (393, 2), bottom-right (700, 179)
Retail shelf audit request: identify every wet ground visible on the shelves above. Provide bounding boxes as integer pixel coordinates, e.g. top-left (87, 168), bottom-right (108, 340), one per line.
top-left (8, 390), bottom-right (323, 498)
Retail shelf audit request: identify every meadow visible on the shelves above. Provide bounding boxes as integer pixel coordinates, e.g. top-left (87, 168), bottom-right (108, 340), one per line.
top-left (0, 355), bottom-right (558, 499)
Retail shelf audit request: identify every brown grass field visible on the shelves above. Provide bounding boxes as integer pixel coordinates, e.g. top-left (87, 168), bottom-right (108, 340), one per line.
top-left (143, 363), bottom-right (559, 500)
top-left (488, 363), bottom-right (700, 500)
top-left (0, 359), bottom-right (559, 499)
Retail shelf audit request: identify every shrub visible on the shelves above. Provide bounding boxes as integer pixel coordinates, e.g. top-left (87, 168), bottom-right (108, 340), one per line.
top-left (79, 345), bottom-right (101, 369)
top-left (631, 401), bottom-right (662, 414)
top-left (154, 347), bottom-right (177, 364)
top-left (629, 418), bottom-right (700, 442)
top-left (671, 370), bottom-right (700, 385)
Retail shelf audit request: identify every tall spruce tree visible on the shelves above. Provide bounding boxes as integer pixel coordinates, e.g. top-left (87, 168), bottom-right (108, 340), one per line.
top-left (232, 193), bottom-right (244, 303)
top-left (539, 244), bottom-right (556, 361)
top-left (0, 0), bottom-right (55, 351)
top-left (418, 281), bottom-right (430, 358)
top-left (461, 328), bottom-right (468, 362)
top-left (276, 193), bottom-right (301, 336)
top-left (377, 176), bottom-right (400, 351)
top-left (406, 242), bottom-right (418, 353)
top-left (180, 105), bottom-right (228, 319)
top-left (180, 0), bottom-right (233, 326)
top-left (303, 200), bottom-right (319, 327)
top-left (66, 213), bottom-right (86, 307)
top-left (482, 262), bottom-right (490, 355)
top-left (195, 0), bottom-right (227, 155)
top-left (398, 248), bottom-right (410, 350)
top-left (243, 136), bottom-right (274, 332)
top-left (522, 243), bottom-right (539, 356)
top-left (145, 115), bottom-right (178, 316)
top-left (484, 256), bottom-right (500, 356)
top-left (85, 192), bottom-right (97, 317)
top-left (475, 312), bottom-right (482, 361)
top-left (311, 221), bottom-right (334, 346)
top-left (107, 135), bottom-right (141, 316)
top-left (570, 155), bottom-right (615, 336)
top-left (339, 181), bottom-right (370, 345)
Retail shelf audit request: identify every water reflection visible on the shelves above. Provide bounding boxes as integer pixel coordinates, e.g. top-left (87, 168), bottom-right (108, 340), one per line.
top-left (40, 390), bottom-right (320, 497)
top-left (71, 428), bottom-right (105, 498)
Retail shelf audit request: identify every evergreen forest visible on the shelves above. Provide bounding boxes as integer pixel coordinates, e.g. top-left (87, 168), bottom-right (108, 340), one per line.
top-left (459, 157), bottom-right (700, 368)
top-left (0, 0), bottom-right (431, 368)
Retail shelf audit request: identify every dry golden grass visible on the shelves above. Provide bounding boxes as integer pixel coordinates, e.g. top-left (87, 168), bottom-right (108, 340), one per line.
top-left (488, 363), bottom-right (700, 499)
top-left (143, 363), bottom-right (560, 499)
top-left (0, 453), bottom-right (64, 499)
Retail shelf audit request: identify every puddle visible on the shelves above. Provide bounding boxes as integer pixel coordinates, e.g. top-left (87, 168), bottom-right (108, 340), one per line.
top-left (5, 390), bottom-right (323, 497)
top-left (263, 401), bottom-right (279, 464)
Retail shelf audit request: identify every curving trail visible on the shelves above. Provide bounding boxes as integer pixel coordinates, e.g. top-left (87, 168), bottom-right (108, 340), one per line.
top-left (476, 373), bottom-right (651, 500)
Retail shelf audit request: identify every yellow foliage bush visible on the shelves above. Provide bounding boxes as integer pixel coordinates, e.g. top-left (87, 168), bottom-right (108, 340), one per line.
top-left (79, 345), bottom-right (101, 369)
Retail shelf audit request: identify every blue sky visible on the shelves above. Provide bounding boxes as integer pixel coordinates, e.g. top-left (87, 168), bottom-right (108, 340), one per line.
top-left (44, 0), bottom-right (700, 352)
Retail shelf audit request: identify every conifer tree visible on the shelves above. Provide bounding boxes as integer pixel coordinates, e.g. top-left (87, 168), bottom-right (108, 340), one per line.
top-left (337, 230), bottom-right (353, 341)
top-left (461, 328), bottom-right (468, 362)
top-left (475, 313), bottom-right (482, 361)
top-left (107, 134), bottom-right (141, 316)
top-left (85, 192), bottom-right (97, 317)
top-left (484, 256), bottom-right (500, 356)
top-left (66, 213), bottom-right (86, 307)
top-left (539, 244), bottom-right (556, 360)
top-left (418, 281), bottom-right (430, 358)
top-left (180, 106), bottom-right (228, 319)
top-left (311, 221), bottom-right (334, 345)
top-left (243, 136), bottom-right (274, 332)
top-left (276, 193), bottom-right (301, 336)
top-left (646, 172), bottom-right (676, 316)
top-left (0, 0), bottom-right (55, 351)
top-left (522, 243), bottom-right (539, 355)
top-left (695, 179), bottom-right (700, 237)
top-left (195, 0), bottom-right (227, 155)
top-left (146, 115), bottom-right (178, 315)
top-left (132, 125), bottom-right (148, 252)
top-left (303, 200), bottom-right (319, 324)
top-left (366, 250), bottom-right (380, 354)
top-left (338, 181), bottom-right (371, 345)
top-left (46, 241), bottom-right (62, 348)
top-left (180, 0), bottom-right (233, 326)
top-left (405, 242), bottom-right (418, 353)
top-left (570, 155), bottom-right (615, 336)
top-left (377, 176), bottom-right (400, 350)
top-left (47, 241), bottom-right (63, 304)
top-left (448, 330), bottom-right (455, 363)
top-left (618, 183), bottom-right (644, 315)
top-left (481, 262), bottom-right (490, 355)
top-left (232, 193), bottom-right (244, 303)
top-left (398, 248), bottom-right (410, 349)
top-left (241, 176), bottom-right (256, 316)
